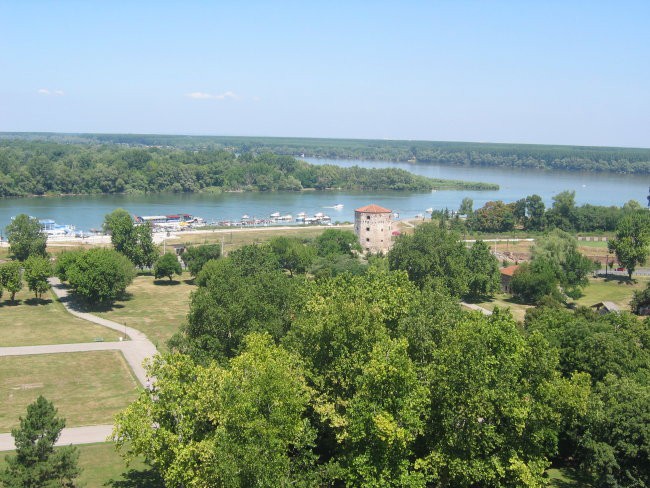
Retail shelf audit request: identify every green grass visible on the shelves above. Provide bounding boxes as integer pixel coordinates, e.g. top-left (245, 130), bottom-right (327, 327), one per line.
top-left (0, 351), bottom-right (139, 431)
top-left (573, 276), bottom-right (649, 311)
top-left (0, 288), bottom-right (122, 346)
top-left (546, 467), bottom-right (591, 487)
top-left (476, 293), bottom-right (533, 322)
top-left (93, 273), bottom-right (195, 351)
top-left (167, 225), bottom-right (350, 255)
top-left (577, 240), bottom-right (609, 248)
top-left (0, 442), bottom-right (156, 488)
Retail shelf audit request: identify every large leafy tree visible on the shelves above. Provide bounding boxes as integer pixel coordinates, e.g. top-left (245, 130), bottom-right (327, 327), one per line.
top-left (314, 228), bottom-right (361, 257)
top-left (23, 256), bottom-right (51, 299)
top-left (65, 248), bottom-right (135, 304)
top-left (113, 334), bottom-right (316, 488)
top-left (1, 396), bottom-right (80, 487)
top-left (5, 214), bottom-right (47, 262)
top-left (470, 200), bottom-right (515, 233)
top-left (103, 209), bottom-right (157, 269)
top-left (608, 212), bottom-right (650, 279)
top-left (532, 229), bottom-right (597, 298)
top-left (181, 244), bottom-right (221, 276)
top-left (153, 252), bottom-right (181, 281)
top-left (343, 338), bottom-right (428, 487)
top-left (388, 223), bottom-right (470, 296)
top-left (466, 240), bottom-right (500, 300)
top-left (420, 310), bottom-right (590, 487)
top-left (269, 236), bottom-right (315, 276)
top-left (0, 261), bottom-right (22, 302)
top-left (174, 255), bottom-right (299, 363)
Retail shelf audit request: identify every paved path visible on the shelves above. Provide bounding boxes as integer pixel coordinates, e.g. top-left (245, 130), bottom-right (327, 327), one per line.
top-left (460, 302), bottom-right (493, 316)
top-left (0, 279), bottom-right (158, 451)
top-left (0, 425), bottom-right (114, 451)
top-left (48, 278), bottom-right (158, 387)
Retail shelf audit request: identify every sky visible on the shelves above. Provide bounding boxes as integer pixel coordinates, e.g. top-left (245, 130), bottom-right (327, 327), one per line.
top-left (1, 1), bottom-right (649, 147)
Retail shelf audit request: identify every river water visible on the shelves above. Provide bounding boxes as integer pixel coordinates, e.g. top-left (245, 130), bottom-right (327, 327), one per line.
top-left (0, 158), bottom-right (648, 232)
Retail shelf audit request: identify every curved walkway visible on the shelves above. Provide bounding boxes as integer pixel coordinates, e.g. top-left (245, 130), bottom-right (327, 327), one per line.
top-left (0, 278), bottom-right (158, 451)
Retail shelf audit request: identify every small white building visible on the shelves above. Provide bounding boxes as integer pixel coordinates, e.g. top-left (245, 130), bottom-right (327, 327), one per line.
top-left (354, 204), bottom-right (394, 254)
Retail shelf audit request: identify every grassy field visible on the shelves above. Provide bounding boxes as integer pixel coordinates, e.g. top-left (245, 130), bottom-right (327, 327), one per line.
top-left (546, 467), bottom-right (591, 487)
top-left (93, 273), bottom-right (195, 351)
top-left (0, 288), bottom-right (121, 346)
top-left (476, 293), bottom-right (534, 322)
top-left (0, 442), bottom-right (155, 487)
top-left (166, 225), bottom-right (349, 255)
top-left (0, 351), bottom-right (139, 431)
top-left (573, 275), bottom-right (649, 311)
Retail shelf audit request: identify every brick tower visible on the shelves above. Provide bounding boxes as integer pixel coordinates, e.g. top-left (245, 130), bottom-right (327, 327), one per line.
top-left (354, 204), bottom-right (393, 254)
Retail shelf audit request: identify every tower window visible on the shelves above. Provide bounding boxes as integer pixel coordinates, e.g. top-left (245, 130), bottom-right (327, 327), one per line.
top-left (366, 237), bottom-right (370, 242)
top-left (366, 227), bottom-right (370, 231)
top-left (366, 215), bottom-right (371, 220)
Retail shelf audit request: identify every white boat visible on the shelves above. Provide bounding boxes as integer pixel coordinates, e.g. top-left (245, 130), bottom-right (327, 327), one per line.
top-left (270, 211), bottom-right (280, 218)
top-left (425, 208), bottom-right (433, 214)
top-left (324, 204), bottom-right (344, 209)
top-left (297, 211), bottom-right (306, 218)
top-left (314, 212), bottom-right (324, 218)
top-left (276, 214), bottom-right (293, 221)
top-left (242, 214), bottom-right (250, 220)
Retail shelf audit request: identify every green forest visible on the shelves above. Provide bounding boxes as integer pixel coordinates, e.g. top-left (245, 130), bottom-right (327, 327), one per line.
top-left (3, 132), bottom-right (649, 174)
top-left (0, 139), bottom-right (496, 197)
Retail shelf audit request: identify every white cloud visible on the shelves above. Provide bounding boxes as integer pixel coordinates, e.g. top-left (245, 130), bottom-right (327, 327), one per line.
top-left (37, 88), bottom-right (64, 96)
top-left (185, 91), bottom-right (239, 100)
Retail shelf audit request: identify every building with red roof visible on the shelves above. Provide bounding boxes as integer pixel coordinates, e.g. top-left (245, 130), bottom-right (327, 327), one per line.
top-left (354, 203), bottom-right (394, 254)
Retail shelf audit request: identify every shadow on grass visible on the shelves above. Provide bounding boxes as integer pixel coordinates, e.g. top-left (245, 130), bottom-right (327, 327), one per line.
top-left (24, 297), bottom-right (53, 306)
top-left (0, 299), bottom-right (22, 307)
top-left (152, 279), bottom-right (181, 286)
top-left (546, 466), bottom-right (592, 487)
top-left (106, 467), bottom-right (164, 488)
top-left (601, 275), bottom-right (636, 285)
top-left (183, 278), bottom-right (195, 286)
top-left (53, 282), bottom-right (132, 313)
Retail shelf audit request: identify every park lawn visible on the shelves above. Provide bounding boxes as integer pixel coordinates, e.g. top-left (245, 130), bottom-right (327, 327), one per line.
top-left (546, 467), bottom-right (591, 487)
top-left (0, 351), bottom-right (139, 431)
top-left (0, 442), bottom-right (153, 488)
top-left (94, 273), bottom-right (195, 351)
top-left (0, 288), bottom-right (121, 346)
top-left (167, 224), bottom-right (350, 255)
top-left (476, 293), bottom-right (533, 322)
top-left (573, 276), bottom-right (649, 311)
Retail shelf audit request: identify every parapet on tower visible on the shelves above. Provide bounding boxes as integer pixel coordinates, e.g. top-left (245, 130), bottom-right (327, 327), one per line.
top-left (354, 204), bottom-right (393, 254)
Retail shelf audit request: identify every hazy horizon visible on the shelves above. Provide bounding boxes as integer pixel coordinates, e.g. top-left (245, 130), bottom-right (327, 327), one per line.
top-left (2, 1), bottom-right (649, 148)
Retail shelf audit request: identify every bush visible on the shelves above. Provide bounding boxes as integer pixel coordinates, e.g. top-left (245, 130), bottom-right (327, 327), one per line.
top-left (66, 248), bottom-right (135, 304)
top-left (154, 253), bottom-right (182, 281)
top-left (54, 250), bottom-right (84, 281)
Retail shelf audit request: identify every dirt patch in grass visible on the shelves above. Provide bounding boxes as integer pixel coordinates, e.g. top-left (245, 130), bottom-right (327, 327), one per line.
top-left (0, 351), bottom-right (139, 431)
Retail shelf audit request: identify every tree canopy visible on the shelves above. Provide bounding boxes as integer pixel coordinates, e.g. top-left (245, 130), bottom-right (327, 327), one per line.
top-left (5, 214), bottom-right (47, 262)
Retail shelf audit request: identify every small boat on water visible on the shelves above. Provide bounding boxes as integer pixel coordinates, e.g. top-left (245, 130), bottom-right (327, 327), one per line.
top-left (270, 211), bottom-right (281, 218)
top-left (242, 214), bottom-right (250, 220)
top-left (276, 214), bottom-right (293, 221)
top-left (425, 208), bottom-right (433, 214)
top-left (39, 219), bottom-right (76, 237)
top-left (324, 204), bottom-right (344, 209)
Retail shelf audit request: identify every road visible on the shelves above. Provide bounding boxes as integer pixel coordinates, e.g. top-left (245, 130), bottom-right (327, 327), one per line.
top-left (0, 279), bottom-right (157, 451)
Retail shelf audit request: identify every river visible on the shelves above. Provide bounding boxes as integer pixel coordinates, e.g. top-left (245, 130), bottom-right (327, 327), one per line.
top-left (0, 158), bottom-right (648, 232)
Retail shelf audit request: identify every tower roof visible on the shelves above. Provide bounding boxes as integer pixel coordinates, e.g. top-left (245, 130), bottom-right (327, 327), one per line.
top-left (355, 204), bottom-right (392, 213)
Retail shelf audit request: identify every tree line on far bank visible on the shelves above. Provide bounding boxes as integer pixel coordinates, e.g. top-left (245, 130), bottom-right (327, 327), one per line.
top-left (0, 139), bottom-right (495, 197)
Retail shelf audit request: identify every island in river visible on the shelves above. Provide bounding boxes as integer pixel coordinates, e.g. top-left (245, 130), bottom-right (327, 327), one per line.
top-left (0, 139), bottom-right (497, 198)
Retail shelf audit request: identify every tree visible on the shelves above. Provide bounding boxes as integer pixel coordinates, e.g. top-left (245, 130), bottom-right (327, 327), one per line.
top-left (533, 229), bottom-right (598, 298)
top-left (458, 197), bottom-right (473, 215)
top-left (269, 236), bottom-right (315, 276)
top-left (466, 240), bottom-right (500, 300)
top-left (470, 200), bottom-right (515, 233)
top-left (174, 257), bottom-right (298, 363)
top-left (343, 338), bottom-right (428, 486)
top-left (104, 210), bottom-right (157, 269)
top-left (65, 248), bottom-right (135, 304)
top-left (113, 334), bottom-right (316, 487)
top-left (23, 256), bottom-right (51, 299)
top-left (0, 262), bottom-right (23, 302)
top-left (54, 250), bottom-right (84, 282)
top-left (511, 259), bottom-right (561, 304)
top-left (608, 213), bottom-right (650, 279)
top-left (630, 282), bottom-right (650, 314)
top-left (153, 252), bottom-right (182, 281)
top-left (420, 310), bottom-right (589, 487)
top-left (6, 214), bottom-right (47, 262)
top-left (388, 223), bottom-right (470, 296)
top-left (546, 191), bottom-right (577, 231)
top-left (524, 194), bottom-right (546, 231)
top-left (181, 244), bottom-right (221, 276)
top-left (314, 229), bottom-right (362, 257)
top-left (1, 396), bottom-right (80, 487)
